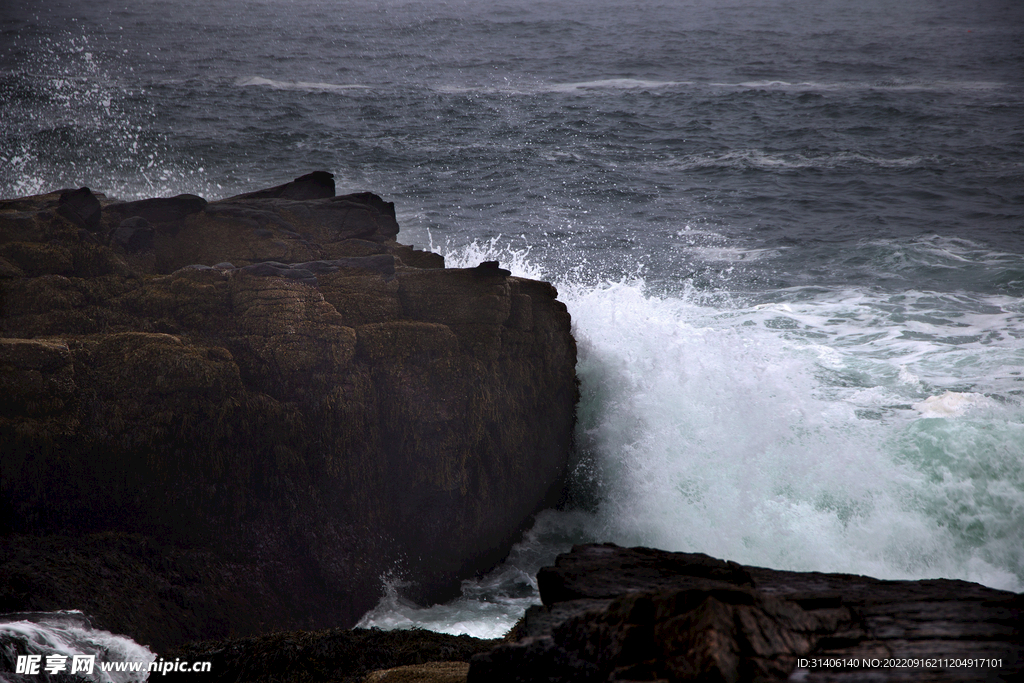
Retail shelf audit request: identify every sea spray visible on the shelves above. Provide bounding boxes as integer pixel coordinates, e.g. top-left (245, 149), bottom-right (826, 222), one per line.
top-left (0, 611), bottom-right (155, 683)
top-left (563, 274), bottom-right (1023, 590)
top-left (359, 239), bottom-right (1024, 637)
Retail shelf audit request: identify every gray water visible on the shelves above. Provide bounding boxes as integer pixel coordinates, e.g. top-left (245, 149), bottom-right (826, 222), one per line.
top-left (3, 0), bottom-right (1023, 639)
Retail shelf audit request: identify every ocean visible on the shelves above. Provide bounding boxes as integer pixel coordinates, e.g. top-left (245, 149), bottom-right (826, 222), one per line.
top-left (2, 0), bottom-right (1023, 642)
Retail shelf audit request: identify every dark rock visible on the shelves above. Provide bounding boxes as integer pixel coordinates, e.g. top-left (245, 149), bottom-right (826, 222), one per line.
top-left (227, 170), bottom-right (336, 201)
top-left (56, 187), bottom-right (101, 232)
top-left (0, 241), bottom-right (74, 277)
top-left (470, 544), bottom-right (1024, 682)
top-left (337, 190), bottom-right (397, 218)
top-left (474, 260), bottom-right (512, 277)
top-left (153, 193), bottom-right (403, 272)
top-left (101, 193), bottom-right (207, 232)
top-left (0, 176), bottom-right (578, 651)
top-left (163, 627), bottom-right (497, 683)
top-left (236, 255), bottom-right (397, 287)
top-left (536, 543), bottom-right (755, 603)
top-left (0, 256), bottom-right (24, 279)
top-left (111, 216), bottom-right (155, 253)
top-left (391, 242), bottom-right (445, 269)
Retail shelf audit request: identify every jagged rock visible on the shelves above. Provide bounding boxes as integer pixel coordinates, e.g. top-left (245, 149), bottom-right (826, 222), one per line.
top-left (227, 170), bottom-right (337, 201)
top-left (57, 187), bottom-right (101, 232)
top-left (0, 174), bottom-right (578, 652)
top-left (474, 260), bottom-right (512, 277)
top-left (469, 544), bottom-right (1024, 682)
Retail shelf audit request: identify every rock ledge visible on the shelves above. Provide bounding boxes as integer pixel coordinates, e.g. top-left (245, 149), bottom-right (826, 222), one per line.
top-left (470, 544), bottom-right (1023, 682)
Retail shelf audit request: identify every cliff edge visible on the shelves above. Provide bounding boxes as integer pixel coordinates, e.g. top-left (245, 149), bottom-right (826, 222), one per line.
top-left (0, 172), bottom-right (578, 650)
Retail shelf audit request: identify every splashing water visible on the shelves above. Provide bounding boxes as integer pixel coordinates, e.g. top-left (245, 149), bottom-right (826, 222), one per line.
top-left (359, 239), bottom-right (1024, 637)
top-left (0, 611), bottom-right (156, 683)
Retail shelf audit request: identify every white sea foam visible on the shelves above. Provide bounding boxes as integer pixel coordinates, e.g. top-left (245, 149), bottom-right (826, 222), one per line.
top-left (913, 391), bottom-right (989, 418)
top-left (539, 78), bottom-right (684, 92)
top-left (236, 76), bottom-right (371, 92)
top-left (356, 511), bottom-right (591, 637)
top-left (713, 80), bottom-right (1005, 93)
top-left (563, 278), bottom-right (1022, 590)
top-left (436, 78), bottom-right (1004, 98)
top-left (653, 149), bottom-right (936, 172)
top-left (354, 568), bottom-right (538, 640)
top-left (691, 246), bottom-right (781, 262)
top-left (0, 611), bottom-right (155, 683)
top-left (434, 78), bottom-right (685, 96)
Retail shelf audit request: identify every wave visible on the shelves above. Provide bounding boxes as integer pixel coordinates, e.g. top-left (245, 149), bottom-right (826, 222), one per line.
top-left (435, 78), bottom-right (1006, 98)
top-left (714, 80), bottom-right (1006, 93)
top-left (538, 78), bottom-right (685, 93)
top-left (235, 76), bottom-right (371, 93)
top-left (434, 77), bottom-right (686, 96)
top-left (0, 611), bottom-right (155, 683)
top-left (651, 148), bottom-right (939, 172)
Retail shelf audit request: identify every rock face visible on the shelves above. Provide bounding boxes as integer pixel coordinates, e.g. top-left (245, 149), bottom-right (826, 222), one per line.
top-left (0, 174), bottom-right (578, 651)
top-left (470, 544), bottom-right (1024, 682)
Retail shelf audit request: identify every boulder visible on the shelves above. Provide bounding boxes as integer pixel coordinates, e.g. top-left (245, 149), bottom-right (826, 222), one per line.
top-left (226, 170), bottom-right (337, 201)
top-left (0, 173), bottom-right (578, 651)
top-left (57, 187), bottom-right (102, 232)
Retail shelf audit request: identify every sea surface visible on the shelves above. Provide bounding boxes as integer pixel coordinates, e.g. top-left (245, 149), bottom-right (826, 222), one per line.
top-left (2, 0), bottom-right (1023, 641)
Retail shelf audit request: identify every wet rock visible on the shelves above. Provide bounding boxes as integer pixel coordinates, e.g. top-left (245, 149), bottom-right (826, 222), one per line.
top-left (152, 195), bottom-right (400, 272)
top-left (469, 544), bottom-right (1024, 682)
top-left (236, 255), bottom-right (397, 287)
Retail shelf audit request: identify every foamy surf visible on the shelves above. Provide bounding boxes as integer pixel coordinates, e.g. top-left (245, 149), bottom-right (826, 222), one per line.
top-left (0, 611), bottom-right (155, 683)
top-left (236, 76), bottom-right (371, 92)
top-left (914, 391), bottom-right (990, 418)
top-left (433, 78), bottom-right (685, 96)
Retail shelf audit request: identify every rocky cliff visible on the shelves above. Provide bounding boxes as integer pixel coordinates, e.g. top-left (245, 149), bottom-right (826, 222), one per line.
top-left (0, 172), bottom-right (578, 651)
